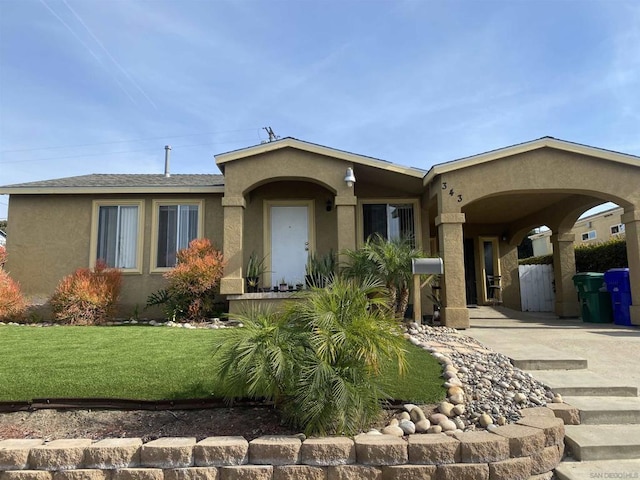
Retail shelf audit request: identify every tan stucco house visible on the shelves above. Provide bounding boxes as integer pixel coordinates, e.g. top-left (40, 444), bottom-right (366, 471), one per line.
top-left (1, 136), bottom-right (639, 327)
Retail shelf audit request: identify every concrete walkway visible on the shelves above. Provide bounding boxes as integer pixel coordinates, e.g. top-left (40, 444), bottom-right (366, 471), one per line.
top-left (465, 307), bottom-right (640, 392)
top-left (464, 306), bottom-right (640, 479)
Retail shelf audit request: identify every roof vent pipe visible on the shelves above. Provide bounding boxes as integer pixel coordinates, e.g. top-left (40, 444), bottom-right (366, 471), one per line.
top-left (164, 145), bottom-right (171, 177)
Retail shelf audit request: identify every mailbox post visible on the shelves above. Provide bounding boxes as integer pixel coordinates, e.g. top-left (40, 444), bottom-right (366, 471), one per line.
top-left (411, 258), bottom-right (444, 324)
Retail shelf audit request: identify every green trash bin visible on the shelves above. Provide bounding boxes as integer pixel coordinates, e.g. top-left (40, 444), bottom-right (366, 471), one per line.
top-left (572, 272), bottom-right (613, 323)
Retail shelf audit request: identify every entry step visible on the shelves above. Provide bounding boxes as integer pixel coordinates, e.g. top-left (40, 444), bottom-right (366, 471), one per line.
top-left (563, 424), bottom-right (640, 461)
top-left (555, 458), bottom-right (640, 480)
top-left (529, 369), bottom-right (638, 397)
top-left (503, 345), bottom-right (588, 370)
top-left (563, 396), bottom-right (640, 425)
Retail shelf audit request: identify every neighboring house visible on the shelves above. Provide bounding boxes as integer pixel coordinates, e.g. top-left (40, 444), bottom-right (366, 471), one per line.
top-left (1, 136), bottom-right (639, 327)
top-left (529, 207), bottom-right (625, 257)
top-left (529, 206), bottom-right (625, 256)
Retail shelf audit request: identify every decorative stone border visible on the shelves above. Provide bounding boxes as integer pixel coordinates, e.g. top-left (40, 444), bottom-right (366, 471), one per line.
top-left (0, 408), bottom-right (564, 480)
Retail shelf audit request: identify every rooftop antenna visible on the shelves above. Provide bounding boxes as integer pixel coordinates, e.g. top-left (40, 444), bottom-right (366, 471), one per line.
top-left (263, 126), bottom-right (279, 142)
top-left (164, 145), bottom-right (171, 177)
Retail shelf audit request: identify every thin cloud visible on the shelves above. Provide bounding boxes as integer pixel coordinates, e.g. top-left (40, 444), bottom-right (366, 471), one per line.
top-left (38, 0), bottom-right (139, 106)
top-left (61, 0), bottom-right (158, 110)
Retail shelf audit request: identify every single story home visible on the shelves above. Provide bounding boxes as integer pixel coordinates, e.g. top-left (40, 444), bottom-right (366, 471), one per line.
top-left (1, 137), bottom-right (639, 328)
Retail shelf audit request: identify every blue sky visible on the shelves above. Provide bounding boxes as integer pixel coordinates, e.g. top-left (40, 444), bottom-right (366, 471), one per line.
top-left (1, 0), bottom-right (639, 221)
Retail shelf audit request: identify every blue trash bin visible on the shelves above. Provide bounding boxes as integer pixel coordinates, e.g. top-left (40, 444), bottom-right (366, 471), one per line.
top-left (604, 268), bottom-right (632, 326)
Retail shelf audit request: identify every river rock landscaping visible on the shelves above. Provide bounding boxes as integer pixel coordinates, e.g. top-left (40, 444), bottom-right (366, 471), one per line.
top-left (372, 322), bottom-right (562, 437)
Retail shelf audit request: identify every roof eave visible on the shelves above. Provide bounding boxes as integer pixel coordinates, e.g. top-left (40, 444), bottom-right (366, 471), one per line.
top-left (216, 137), bottom-right (426, 179)
top-left (0, 186), bottom-right (225, 195)
top-left (423, 137), bottom-right (640, 186)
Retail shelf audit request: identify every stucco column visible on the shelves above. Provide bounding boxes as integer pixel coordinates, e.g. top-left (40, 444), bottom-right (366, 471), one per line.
top-left (335, 194), bottom-right (357, 262)
top-left (551, 232), bottom-right (579, 318)
top-left (622, 209), bottom-right (640, 326)
top-left (220, 196), bottom-right (246, 295)
top-left (436, 212), bottom-right (469, 329)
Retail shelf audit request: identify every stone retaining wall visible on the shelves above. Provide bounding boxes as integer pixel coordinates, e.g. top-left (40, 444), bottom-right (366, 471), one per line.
top-left (0, 410), bottom-right (564, 480)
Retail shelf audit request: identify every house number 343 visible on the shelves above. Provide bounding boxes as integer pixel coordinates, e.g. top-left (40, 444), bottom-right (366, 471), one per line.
top-left (442, 183), bottom-right (463, 202)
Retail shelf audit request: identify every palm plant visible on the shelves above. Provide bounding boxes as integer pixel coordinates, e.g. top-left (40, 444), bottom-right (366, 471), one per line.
top-left (212, 305), bottom-right (306, 404)
top-left (342, 234), bottom-right (424, 319)
top-left (285, 276), bottom-right (407, 435)
top-left (212, 276), bottom-right (407, 436)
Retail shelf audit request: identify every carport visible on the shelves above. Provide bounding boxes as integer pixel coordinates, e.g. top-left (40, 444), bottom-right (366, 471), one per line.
top-left (423, 137), bottom-right (640, 329)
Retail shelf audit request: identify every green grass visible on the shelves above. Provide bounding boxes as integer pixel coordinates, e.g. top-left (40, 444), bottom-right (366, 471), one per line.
top-left (0, 326), bottom-right (445, 404)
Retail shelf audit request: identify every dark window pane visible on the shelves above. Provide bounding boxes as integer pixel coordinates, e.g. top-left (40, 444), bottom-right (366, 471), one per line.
top-left (363, 204), bottom-right (388, 241)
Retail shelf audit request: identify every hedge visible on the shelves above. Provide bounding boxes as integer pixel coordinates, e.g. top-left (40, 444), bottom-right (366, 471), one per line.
top-left (519, 237), bottom-right (628, 273)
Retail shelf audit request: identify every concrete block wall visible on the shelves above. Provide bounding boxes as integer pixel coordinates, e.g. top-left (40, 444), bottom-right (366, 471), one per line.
top-left (0, 414), bottom-right (564, 480)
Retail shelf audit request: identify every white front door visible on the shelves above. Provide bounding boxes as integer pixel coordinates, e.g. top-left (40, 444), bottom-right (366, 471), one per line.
top-left (270, 204), bottom-right (310, 286)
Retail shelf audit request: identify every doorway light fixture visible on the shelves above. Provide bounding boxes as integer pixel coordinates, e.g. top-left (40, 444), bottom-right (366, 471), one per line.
top-left (344, 167), bottom-right (356, 188)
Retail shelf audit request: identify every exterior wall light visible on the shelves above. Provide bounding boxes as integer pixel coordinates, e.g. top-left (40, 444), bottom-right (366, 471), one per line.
top-left (344, 167), bottom-right (356, 187)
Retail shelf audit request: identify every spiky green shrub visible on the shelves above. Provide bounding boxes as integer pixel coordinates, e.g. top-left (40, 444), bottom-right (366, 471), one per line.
top-left (342, 234), bottom-right (424, 319)
top-left (0, 269), bottom-right (27, 321)
top-left (147, 238), bottom-right (226, 321)
top-left (49, 261), bottom-right (122, 325)
top-left (212, 276), bottom-right (407, 436)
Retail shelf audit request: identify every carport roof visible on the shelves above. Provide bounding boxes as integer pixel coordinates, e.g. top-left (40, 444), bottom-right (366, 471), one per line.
top-left (424, 136), bottom-right (640, 185)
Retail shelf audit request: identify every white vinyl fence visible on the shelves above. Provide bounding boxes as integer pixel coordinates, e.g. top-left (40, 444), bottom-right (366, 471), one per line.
top-left (519, 264), bottom-right (555, 312)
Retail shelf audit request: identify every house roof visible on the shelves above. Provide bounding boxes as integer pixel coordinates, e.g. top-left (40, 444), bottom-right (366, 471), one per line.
top-left (0, 174), bottom-right (225, 195)
top-left (424, 136), bottom-right (640, 185)
top-left (215, 137), bottom-right (427, 178)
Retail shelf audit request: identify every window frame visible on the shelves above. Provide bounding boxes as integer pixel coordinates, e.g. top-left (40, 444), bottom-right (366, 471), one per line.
top-left (610, 223), bottom-right (625, 236)
top-left (581, 230), bottom-right (597, 241)
top-left (357, 198), bottom-right (421, 249)
top-left (150, 199), bottom-right (204, 273)
top-left (90, 200), bottom-right (145, 274)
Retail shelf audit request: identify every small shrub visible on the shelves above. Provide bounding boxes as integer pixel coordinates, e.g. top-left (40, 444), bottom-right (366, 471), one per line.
top-left (0, 245), bottom-right (6, 268)
top-left (213, 276), bottom-right (407, 436)
top-left (519, 254), bottom-right (553, 265)
top-left (147, 238), bottom-right (226, 322)
top-left (0, 269), bottom-right (27, 321)
top-left (49, 261), bottom-right (122, 325)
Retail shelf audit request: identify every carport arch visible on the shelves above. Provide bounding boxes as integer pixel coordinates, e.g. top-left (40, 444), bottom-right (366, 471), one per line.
top-left (425, 138), bottom-right (640, 328)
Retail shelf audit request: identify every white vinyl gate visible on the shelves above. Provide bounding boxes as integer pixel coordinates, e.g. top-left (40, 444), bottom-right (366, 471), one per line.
top-left (519, 264), bottom-right (555, 312)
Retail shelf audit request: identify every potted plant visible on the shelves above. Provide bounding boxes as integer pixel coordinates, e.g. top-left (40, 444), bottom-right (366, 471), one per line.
top-left (279, 277), bottom-right (288, 292)
top-left (246, 252), bottom-right (268, 293)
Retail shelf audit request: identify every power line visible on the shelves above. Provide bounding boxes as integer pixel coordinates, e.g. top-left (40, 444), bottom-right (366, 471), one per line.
top-left (0, 139), bottom-right (252, 165)
top-left (0, 129), bottom-right (259, 154)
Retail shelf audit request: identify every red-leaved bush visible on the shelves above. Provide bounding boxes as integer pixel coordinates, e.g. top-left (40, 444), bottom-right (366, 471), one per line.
top-left (0, 269), bottom-right (27, 321)
top-left (49, 261), bottom-right (122, 325)
top-left (162, 238), bottom-right (226, 321)
top-left (0, 245), bottom-right (7, 267)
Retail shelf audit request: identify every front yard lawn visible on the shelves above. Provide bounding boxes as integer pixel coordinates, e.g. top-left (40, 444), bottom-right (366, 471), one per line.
top-left (0, 326), bottom-right (445, 403)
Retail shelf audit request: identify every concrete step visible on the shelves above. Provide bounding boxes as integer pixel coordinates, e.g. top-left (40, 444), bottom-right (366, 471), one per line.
top-left (563, 424), bottom-right (640, 461)
top-left (555, 459), bottom-right (640, 480)
top-left (529, 369), bottom-right (639, 397)
top-left (501, 345), bottom-right (588, 370)
top-left (563, 396), bottom-right (640, 424)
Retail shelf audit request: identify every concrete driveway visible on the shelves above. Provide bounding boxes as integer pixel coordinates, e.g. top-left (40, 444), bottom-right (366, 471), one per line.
top-left (464, 306), bottom-right (640, 395)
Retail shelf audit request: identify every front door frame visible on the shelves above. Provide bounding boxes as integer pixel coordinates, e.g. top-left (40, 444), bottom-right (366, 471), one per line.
top-left (263, 199), bottom-right (315, 288)
top-left (478, 236), bottom-right (501, 304)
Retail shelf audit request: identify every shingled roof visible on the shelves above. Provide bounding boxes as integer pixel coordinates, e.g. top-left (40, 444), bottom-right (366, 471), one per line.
top-left (0, 174), bottom-right (225, 194)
